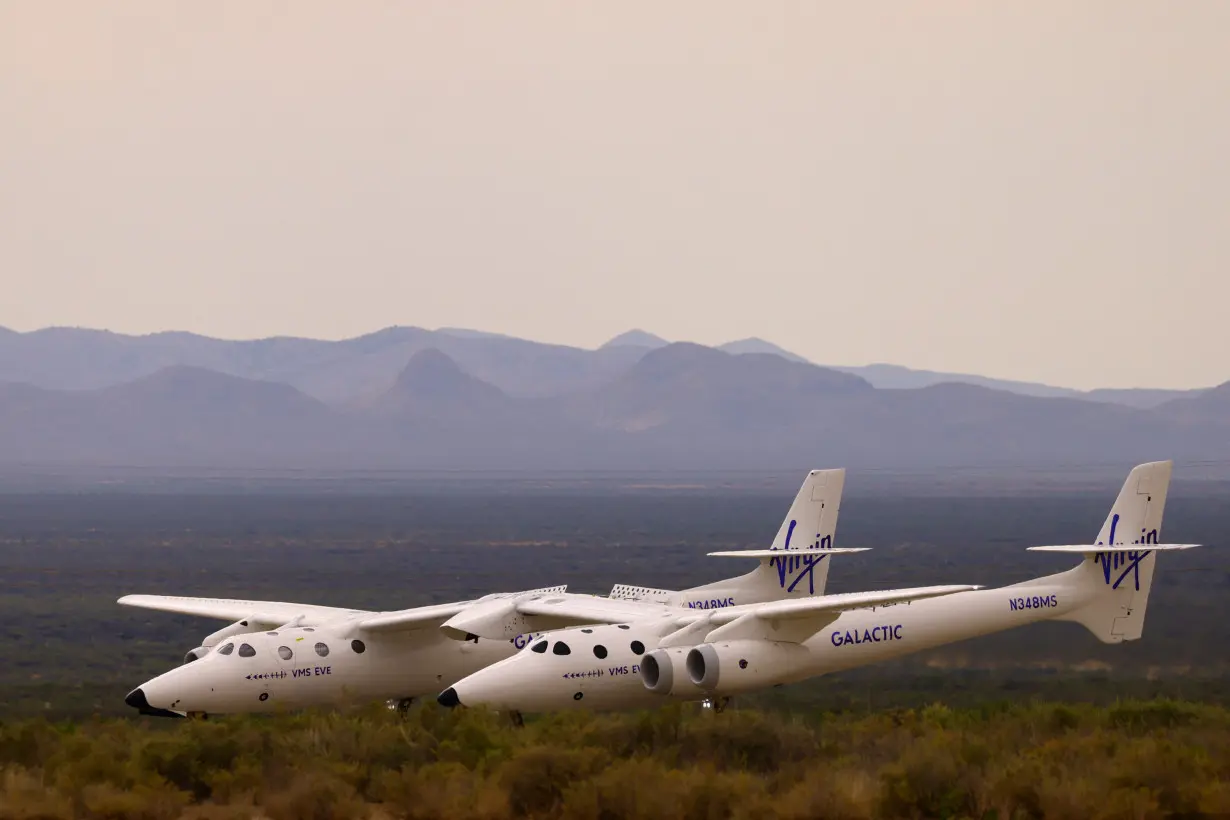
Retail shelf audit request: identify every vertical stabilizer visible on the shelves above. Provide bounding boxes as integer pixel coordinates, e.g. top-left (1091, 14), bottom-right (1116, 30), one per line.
top-left (1053, 461), bottom-right (1174, 642)
top-left (674, 469), bottom-right (848, 608)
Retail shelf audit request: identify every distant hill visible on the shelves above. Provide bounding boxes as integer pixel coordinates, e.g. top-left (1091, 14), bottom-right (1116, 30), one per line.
top-left (599, 329), bottom-right (670, 349)
top-left (1155, 380), bottom-right (1230, 426)
top-left (828, 363), bottom-right (1195, 409)
top-left (0, 366), bottom-right (350, 468)
top-left (0, 346), bottom-right (1225, 472)
top-left (0, 326), bottom-right (646, 405)
top-left (0, 324), bottom-right (1213, 416)
top-left (571, 343), bottom-right (869, 433)
top-left (718, 337), bottom-right (810, 363)
top-left (434, 327), bottom-right (516, 340)
top-left (367, 348), bottom-right (510, 420)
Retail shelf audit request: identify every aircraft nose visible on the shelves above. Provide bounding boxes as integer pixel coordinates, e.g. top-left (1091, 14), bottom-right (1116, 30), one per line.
top-left (437, 687), bottom-right (461, 708)
top-left (124, 686), bottom-right (184, 718)
top-left (125, 687), bottom-right (149, 710)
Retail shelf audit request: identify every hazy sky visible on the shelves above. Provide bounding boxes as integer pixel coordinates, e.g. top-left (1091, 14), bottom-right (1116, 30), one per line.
top-left (2, 2), bottom-right (1227, 390)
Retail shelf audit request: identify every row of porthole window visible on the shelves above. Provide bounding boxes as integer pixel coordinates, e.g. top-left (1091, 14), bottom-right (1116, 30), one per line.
top-left (529, 639), bottom-right (645, 658)
top-left (216, 639), bottom-right (368, 659)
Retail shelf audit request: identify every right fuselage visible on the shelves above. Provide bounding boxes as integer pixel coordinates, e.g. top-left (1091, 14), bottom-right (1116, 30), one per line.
top-left (444, 572), bottom-right (1086, 713)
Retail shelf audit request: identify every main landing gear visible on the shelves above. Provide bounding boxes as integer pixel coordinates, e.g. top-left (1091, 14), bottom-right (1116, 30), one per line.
top-left (386, 697), bottom-right (415, 715)
top-left (702, 697), bottom-right (730, 714)
top-left (507, 710), bottom-right (525, 728)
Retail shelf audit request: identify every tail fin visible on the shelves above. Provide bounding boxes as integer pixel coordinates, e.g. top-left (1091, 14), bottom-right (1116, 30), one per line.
top-left (676, 468), bottom-right (849, 607)
top-left (1032, 461), bottom-right (1195, 643)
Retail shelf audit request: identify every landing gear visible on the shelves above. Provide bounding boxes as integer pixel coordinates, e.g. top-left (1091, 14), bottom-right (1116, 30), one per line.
top-left (507, 710), bottom-right (525, 728)
top-left (702, 697), bottom-right (730, 714)
top-left (386, 697), bottom-right (415, 715)
top-left (187, 711), bottom-right (209, 721)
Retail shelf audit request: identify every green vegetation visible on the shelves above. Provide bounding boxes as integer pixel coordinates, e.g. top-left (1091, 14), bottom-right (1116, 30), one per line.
top-left (1, 699), bottom-right (1228, 819)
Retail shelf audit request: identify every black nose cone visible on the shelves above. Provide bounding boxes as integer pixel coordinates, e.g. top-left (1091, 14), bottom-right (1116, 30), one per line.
top-left (124, 687), bottom-right (184, 718)
top-left (125, 688), bottom-right (149, 710)
top-left (437, 687), bottom-right (461, 708)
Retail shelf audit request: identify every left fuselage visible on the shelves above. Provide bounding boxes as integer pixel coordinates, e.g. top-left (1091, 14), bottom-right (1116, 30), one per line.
top-left (129, 624), bottom-right (532, 715)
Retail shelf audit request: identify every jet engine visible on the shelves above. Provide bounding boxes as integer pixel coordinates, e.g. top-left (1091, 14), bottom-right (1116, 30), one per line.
top-left (684, 640), bottom-right (810, 696)
top-left (182, 646), bottom-right (210, 664)
top-left (640, 647), bottom-right (702, 696)
top-left (203, 619), bottom-right (259, 646)
top-left (181, 619), bottom-right (262, 663)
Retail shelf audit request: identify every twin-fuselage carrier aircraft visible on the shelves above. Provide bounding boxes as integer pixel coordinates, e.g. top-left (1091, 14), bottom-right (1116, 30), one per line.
top-left (123, 468), bottom-right (871, 717)
top-left (121, 462), bottom-right (1194, 719)
top-left (441, 461), bottom-right (1195, 713)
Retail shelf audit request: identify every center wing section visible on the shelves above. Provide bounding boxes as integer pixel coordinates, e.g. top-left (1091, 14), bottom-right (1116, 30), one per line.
top-left (361, 585), bottom-right (569, 635)
top-left (509, 593), bottom-right (679, 632)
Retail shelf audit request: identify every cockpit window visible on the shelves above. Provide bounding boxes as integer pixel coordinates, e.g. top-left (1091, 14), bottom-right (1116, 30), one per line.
top-left (314, 642), bottom-right (329, 657)
top-left (531, 640), bottom-right (548, 654)
top-left (238, 643), bottom-right (256, 658)
top-left (552, 642), bottom-right (571, 656)
top-left (631, 640), bottom-right (645, 655)
top-left (277, 646), bottom-right (293, 660)
top-left (581, 628), bottom-right (593, 634)
top-left (617, 624), bottom-right (631, 630)
top-left (217, 643), bottom-right (235, 656)
top-left (593, 645), bottom-right (608, 659)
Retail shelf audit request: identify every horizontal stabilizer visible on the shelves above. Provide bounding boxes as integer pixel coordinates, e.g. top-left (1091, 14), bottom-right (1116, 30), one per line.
top-left (707, 548), bottom-right (871, 559)
top-left (1027, 544), bottom-right (1199, 553)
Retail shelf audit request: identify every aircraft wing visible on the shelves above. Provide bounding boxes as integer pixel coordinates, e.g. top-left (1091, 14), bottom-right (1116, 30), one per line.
top-left (363, 585), bottom-right (571, 634)
top-left (356, 601), bottom-right (480, 633)
top-left (513, 594), bottom-right (676, 628)
top-left (684, 584), bottom-right (981, 643)
top-left (117, 594), bottom-right (362, 626)
top-left (511, 584), bottom-right (980, 641)
top-left (708, 584), bottom-right (981, 624)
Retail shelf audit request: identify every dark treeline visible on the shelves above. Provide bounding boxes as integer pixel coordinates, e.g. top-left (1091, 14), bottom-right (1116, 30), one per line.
top-left (1, 700), bottom-right (1228, 819)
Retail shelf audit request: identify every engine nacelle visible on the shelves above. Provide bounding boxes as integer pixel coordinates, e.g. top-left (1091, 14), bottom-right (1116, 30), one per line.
top-left (202, 619), bottom-right (258, 647)
top-left (640, 647), bottom-right (704, 697)
top-left (183, 646), bottom-right (210, 664)
top-left (685, 640), bottom-right (811, 696)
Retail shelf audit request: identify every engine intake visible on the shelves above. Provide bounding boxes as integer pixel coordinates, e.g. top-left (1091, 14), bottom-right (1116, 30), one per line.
top-left (640, 647), bottom-right (706, 697)
top-left (684, 640), bottom-right (810, 696)
top-left (183, 646), bottom-right (209, 664)
top-left (203, 619), bottom-right (257, 647)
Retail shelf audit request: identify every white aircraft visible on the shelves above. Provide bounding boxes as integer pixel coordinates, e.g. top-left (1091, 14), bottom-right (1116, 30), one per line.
top-left (440, 461), bottom-right (1195, 714)
top-left (120, 587), bottom-right (567, 717)
top-left (122, 469), bottom-right (854, 718)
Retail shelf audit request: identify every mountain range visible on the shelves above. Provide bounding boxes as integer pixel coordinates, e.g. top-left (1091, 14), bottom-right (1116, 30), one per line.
top-left (0, 325), bottom-right (1225, 474)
